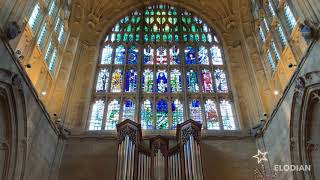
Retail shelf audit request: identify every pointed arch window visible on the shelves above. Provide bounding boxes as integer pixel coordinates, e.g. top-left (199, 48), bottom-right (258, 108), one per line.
top-left (89, 3), bottom-right (238, 131)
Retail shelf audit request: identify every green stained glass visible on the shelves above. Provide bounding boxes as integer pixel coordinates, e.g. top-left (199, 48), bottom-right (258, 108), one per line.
top-left (135, 34), bottom-right (140, 42)
top-left (173, 10), bottom-right (177, 15)
top-left (150, 10), bottom-right (154, 15)
top-left (190, 34), bottom-right (194, 42)
top-left (165, 24), bottom-right (170, 32)
top-left (162, 17), bottom-right (165, 24)
top-left (195, 34), bottom-right (200, 42)
top-left (175, 26), bottom-right (178, 32)
top-left (183, 35), bottom-right (187, 42)
top-left (145, 10), bottom-right (149, 15)
top-left (123, 33), bottom-right (128, 42)
top-left (144, 34), bottom-right (148, 42)
top-left (168, 11), bottom-right (172, 15)
top-left (173, 18), bottom-right (177, 24)
top-left (150, 17), bottom-right (154, 23)
top-left (169, 17), bottom-right (172, 24)
top-left (114, 24), bottom-right (120, 32)
top-left (191, 24), bottom-right (196, 32)
top-left (156, 34), bottom-right (160, 42)
top-left (182, 17), bottom-right (186, 24)
top-left (127, 24), bottom-right (132, 32)
top-left (151, 34), bottom-right (155, 42)
top-left (116, 34), bottom-right (122, 42)
top-left (131, 17), bottom-right (135, 23)
top-left (162, 11), bottom-right (166, 15)
top-left (136, 26), bottom-right (140, 31)
top-left (202, 34), bottom-right (207, 42)
top-left (136, 17), bottom-right (141, 23)
top-left (163, 34), bottom-right (167, 42)
top-left (146, 17), bottom-right (149, 24)
top-left (144, 26), bottom-right (148, 32)
top-left (168, 34), bottom-right (173, 42)
top-left (129, 34), bottom-right (134, 42)
top-left (156, 10), bottom-right (160, 15)
top-left (157, 17), bottom-right (161, 24)
top-left (153, 24), bottom-right (158, 32)
top-left (183, 26), bottom-right (186, 32)
top-left (187, 17), bottom-right (191, 24)
top-left (159, 4), bottom-right (163, 9)
top-left (175, 34), bottom-right (179, 42)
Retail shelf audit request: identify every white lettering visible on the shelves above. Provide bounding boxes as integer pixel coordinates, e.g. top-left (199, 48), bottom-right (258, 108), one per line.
top-left (273, 165), bottom-right (311, 171)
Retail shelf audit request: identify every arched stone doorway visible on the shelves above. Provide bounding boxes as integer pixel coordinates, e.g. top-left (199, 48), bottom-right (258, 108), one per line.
top-left (290, 71), bottom-right (320, 180)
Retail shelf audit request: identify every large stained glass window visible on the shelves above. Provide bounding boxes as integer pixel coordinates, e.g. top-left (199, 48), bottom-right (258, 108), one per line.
top-left (89, 3), bottom-right (237, 131)
top-left (89, 100), bottom-right (105, 130)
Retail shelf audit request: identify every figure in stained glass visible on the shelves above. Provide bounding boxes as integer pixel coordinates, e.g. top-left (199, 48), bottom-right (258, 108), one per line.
top-left (142, 69), bottom-right (153, 92)
top-left (101, 45), bottom-right (112, 64)
top-left (185, 46), bottom-right (196, 64)
top-left (171, 99), bottom-right (183, 129)
top-left (125, 69), bottom-right (137, 92)
top-left (122, 99), bottom-right (135, 120)
top-left (220, 99), bottom-right (235, 130)
top-left (170, 46), bottom-right (180, 64)
top-left (144, 45), bottom-right (154, 64)
top-left (96, 69), bottom-right (109, 92)
top-left (115, 45), bottom-right (126, 64)
top-left (128, 46), bottom-right (139, 64)
top-left (214, 69), bottom-right (228, 93)
top-left (156, 70), bottom-right (168, 93)
top-left (189, 100), bottom-right (202, 123)
top-left (211, 46), bottom-right (223, 65)
top-left (205, 99), bottom-right (219, 130)
top-left (187, 69), bottom-right (199, 92)
top-left (198, 46), bottom-right (209, 65)
top-left (106, 99), bottom-right (120, 130)
top-left (111, 69), bottom-right (123, 92)
top-left (201, 69), bottom-right (213, 93)
top-left (156, 46), bottom-right (167, 64)
top-left (156, 99), bottom-right (169, 129)
top-left (141, 99), bottom-right (153, 129)
top-left (170, 69), bottom-right (182, 92)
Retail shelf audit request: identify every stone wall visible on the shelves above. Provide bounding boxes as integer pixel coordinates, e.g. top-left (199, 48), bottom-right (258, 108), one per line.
top-left (0, 39), bottom-right (64, 180)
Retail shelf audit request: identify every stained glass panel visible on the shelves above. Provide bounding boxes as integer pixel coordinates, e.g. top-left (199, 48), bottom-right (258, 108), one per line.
top-left (156, 70), bottom-right (168, 93)
top-left (156, 46), bottom-right (167, 65)
top-left (115, 45), bottom-right (126, 64)
top-left (185, 46), bottom-right (196, 64)
top-left (198, 46), bottom-right (209, 65)
top-left (205, 99), bottom-right (219, 130)
top-left (156, 99), bottom-right (169, 129)
top-left (101, 45), bottom-right (113, 64)
top-left (172, 99), bottom-right (183, 129)
top-left (143, 69), bottom-right (153, 93)
top-left (96, 68), bottom-right (109, 92)
top-left (122, 99), bottom-right (135, 120)
top-left (170, 69), bottom-right (182, 92)
top-left (169, 46), bottom-right (180, 64)
top-left (220, 99), bottom-right (236, 130)
top-left (128, 45), bottom-right (139, 64)
top-left (187, 69), bottom-right (199, 92)
top-left (105, 99), bottom-right (120, 130)
top-left (141, 99), bottom-right (153, 129)
top-left (210, 46), bottom-right (223, 65)
top-left (125, 69), bottom-right (137, 92)
top-left (201, 69), bottom-right (214, 93)
top-left (214, 69), bottom-right (228, 93)
top-left (144, 45), bottom-right (154, 64)
top-left (111, 69), bottom-right (123, 92)
top-left (89, 100), bottom-right (104, 130)
top-left (189, 100), bottom-right (202, 123)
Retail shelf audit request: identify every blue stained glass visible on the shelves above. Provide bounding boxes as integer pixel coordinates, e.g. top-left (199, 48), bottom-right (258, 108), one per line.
top-left (187, 69), bottom-right (199, 92)
top-left (171, 99), bottom-right (183, 129)
top-left (169, 46), bottom-right (180, 64)
top-left (210, 46), bottom-right (223, 65)
top-left (141, 99), bottom-right (153, 129)
top-left (185, 46), bottom-right (196, 64)
top-left (144, 45), bottom-right (154, 64)
top-left (128, 46), bottom-right (139, 64)
top-left (189, 100), bottom-right (202, 123)
top-left (122, 99), bottom-right (135, 120)
top-left (125, 69), bottom-right (137, 92)
top-left (198, 46), bottom-right (209, 65)
top-left (156, 99), bottom-right (169, 129)
top-left (156, 70), bottom-right (168, 93)
top-left (106, 99), bottom-right (120, 130)
top-left (101, 45), bottom-right (113, 64)
top-left (115, 45), bottom-right (126, 64)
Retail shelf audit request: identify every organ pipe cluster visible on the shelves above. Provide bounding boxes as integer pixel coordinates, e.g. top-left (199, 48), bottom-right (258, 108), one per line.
top-left (116, 119), bottom-right (203, 180)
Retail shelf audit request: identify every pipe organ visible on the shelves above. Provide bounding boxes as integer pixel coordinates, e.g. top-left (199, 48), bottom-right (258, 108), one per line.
top-left (116, 120), bottom-right (203, 180)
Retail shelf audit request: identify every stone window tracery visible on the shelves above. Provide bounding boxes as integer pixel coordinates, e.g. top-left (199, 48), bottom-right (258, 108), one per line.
top-left (88, 4), bottom-right (237, 130)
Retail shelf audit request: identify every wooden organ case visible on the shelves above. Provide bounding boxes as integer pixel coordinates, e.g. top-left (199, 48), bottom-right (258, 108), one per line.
top-left (116, 120), bottom-right (203, 180)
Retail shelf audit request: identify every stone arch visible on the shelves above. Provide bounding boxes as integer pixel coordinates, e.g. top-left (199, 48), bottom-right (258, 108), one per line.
top-left (290, 71), bottom-right (320, 180)
top-left (0, 68), bottom-right (27, 180)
